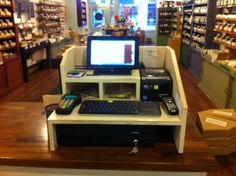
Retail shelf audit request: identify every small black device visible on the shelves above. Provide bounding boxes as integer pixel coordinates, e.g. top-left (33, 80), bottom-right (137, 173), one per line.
top-left (140, 68), bottom-right (172, 101)
top-left (86, 36), bottom-right (139, 75)
top-left (55, 94), bottom-right (81, 115)
top-left (78, 100), bottom-right (161, 115)
top-left (162, 96), bottom-right (179, 115)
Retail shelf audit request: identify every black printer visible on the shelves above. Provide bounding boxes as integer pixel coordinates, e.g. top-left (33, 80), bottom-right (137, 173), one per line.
top-left (140, 68), bottom-right (172, 101)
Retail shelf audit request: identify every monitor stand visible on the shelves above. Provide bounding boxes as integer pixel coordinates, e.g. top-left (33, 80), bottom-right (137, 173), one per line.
top-left (93, 68), bottom-right (132, 75)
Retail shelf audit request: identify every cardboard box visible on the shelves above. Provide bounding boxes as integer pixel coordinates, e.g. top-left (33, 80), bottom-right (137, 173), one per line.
top-left (198, 109), bottom-right (236, 138)
top-left (205, 135), bottom-right (236, 147)
top-left (197, 109), bottom-right (236, 155)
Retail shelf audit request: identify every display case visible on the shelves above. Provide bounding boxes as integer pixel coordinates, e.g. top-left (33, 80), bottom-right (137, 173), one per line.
top-left (0, 0), bottom-right (23, 97)
top-left (36, 0), bottom-right (66, 36)
top-left (157, 7), bottom-right (178, 46)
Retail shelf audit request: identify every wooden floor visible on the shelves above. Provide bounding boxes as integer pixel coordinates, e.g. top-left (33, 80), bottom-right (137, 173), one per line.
top-left (0, 66), bottom-right (236, 176)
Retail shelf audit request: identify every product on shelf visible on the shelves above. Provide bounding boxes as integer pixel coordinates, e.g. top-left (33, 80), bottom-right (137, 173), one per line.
top-left (193, 16), bottom-right (207, 24)
top-left (158, 7), bottom-right (178, 36)
top-left (195, 0), bottom-right (207, 5)
top-left (216, 14), bottom-right (236, 21)
top-left (0, 19), bottom-right (13, 27)
top-left (36, 0), bottom-right (66, 38)
top-left (0, 8), bottom-right (11, 16)
top-left (214, 1), bottom-right (236, 51)
top-left (193, 25), bottom-right (206, 34)
top-left (194, 6), bottom-right (207, 14)
top-left (217, 0), bottom-right (236, 6)
top-left (214, 33), bottom-right (236, 47)
top-left (0, 0), bottom-right (17, 57)
top-left (0, 0), bottom-right (11, 6)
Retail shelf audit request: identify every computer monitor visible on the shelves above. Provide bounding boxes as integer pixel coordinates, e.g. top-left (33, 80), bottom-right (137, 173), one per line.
top-left (87, 36), bottom-right (139, 75)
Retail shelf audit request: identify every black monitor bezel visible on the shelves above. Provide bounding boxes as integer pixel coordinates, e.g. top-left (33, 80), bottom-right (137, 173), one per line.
top-left (86, 36), bottom-right (139, 70)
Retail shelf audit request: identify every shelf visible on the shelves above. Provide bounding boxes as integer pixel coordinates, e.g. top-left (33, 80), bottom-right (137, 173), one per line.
top-left (193, 13), bottom-right (207, 16)
top-left (194, 3), bottom-right (208, 7)
top-left (27, 58), bottom-right (47, 68)
top-left (216, 18), bottom-right (236, 22)
top-left (182, 35), bottom-right (191, 39)
top-left (159, 33), bottom-right (171, 35)
top-left (0, 15), bottom-right (12, 18)
top-left (158, 20), bottom-right (172, 22)
top-left (39, 24), bottom-right (60, 28)
top-left (193, 31), bottom-right (206, 35)
top-left (0, 46), bottom-right (16, 51)
top-left (36, 10), bottom-right (61, 14)
top-left (214, 40), bottom-right (236, 50)
top-left (192, 39), bottom-right (205, 45)
top-left (214, 29), bottom-right (236, 36)
top-left (47, 29), bottom-right (63, 35)
top-left (217, 4), bottom-right (236, 8)
top-left (0, 35), bottom-right (15, 40)
top-left (183, 13), bottom-right (192, 15)
top-left (36, 3), bottom-right (64, 7)
top-left (159, 15), bottom-right (172, 18)
top-left (193, 22), bottom-right (206, 25)
top-left (0, 4), bottom-right (12, 7)
top-left (159, 26), bottom-right (171, 28)
top-left (183, 28), bottom-right (191, 31)
top-left (0, 26), bottom-right (14, 29)
top-left (183, 20), bottom-right (192, 24)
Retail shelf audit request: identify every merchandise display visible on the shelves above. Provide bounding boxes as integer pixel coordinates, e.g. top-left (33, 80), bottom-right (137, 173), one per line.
top-left (0, 0), bottom-right (23, 96)
top-left (181, 0), bottom-right (216, 51)
top-left (191, 1), bottom-right (211, 50)
top-left (0, 0), bottom-right (17, 61)
top-left (157, 7), bottom-right (178, 45)
top-left (182, 4), bottom-right (193, 45)
top-left (217, 0), bottom-right (236, 6)
top-left (36, 0), bottom-right (66, 37)
top-left (214, 1), bottom-right (236, 50)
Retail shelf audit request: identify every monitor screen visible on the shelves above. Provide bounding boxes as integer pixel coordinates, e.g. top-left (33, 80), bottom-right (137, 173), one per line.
top-left (87, 36), bottom-right (139, 73)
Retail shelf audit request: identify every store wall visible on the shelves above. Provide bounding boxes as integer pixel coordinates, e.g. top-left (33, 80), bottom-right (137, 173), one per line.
top-left (65, 0), bottom-right (78, 30)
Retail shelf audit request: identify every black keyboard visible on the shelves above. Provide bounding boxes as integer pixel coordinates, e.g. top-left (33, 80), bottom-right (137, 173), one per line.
top-left (78, 100), bottom-right (161, 115)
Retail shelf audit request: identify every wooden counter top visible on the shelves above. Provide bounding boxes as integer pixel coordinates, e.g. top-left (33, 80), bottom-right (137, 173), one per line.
top-left (0, 102), bottom-right (217, 172)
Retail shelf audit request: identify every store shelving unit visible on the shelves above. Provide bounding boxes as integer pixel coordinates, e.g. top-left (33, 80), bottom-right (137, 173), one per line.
top-left (213, 0), bottom-right (236, 54)
top-left (191, 0), bottom-right (216, 50)
top-left (36, 0), bottom-right (66, 37)
top-left (157, 7), bottom-right (178, 46)
top-left (180, 3), bottom-right (193, 67)
top-left (0, 0), bottom-right (23, 97)
top-left (180, 0), bottom-right (216, 78)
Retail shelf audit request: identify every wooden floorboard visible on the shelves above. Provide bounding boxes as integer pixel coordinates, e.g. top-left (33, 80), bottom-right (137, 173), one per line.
top-left (0, 66), bottom-right (236, 175)
top-left (0, 69), bottom-right (61, 102)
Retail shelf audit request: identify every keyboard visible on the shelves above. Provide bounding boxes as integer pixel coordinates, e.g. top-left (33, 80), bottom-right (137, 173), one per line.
top-left (78, 100), bottom-right (161, 115)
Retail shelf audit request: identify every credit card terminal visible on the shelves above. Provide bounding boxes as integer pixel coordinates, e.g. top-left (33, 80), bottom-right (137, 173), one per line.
top-left (55, 94), bottom-right (81, 115)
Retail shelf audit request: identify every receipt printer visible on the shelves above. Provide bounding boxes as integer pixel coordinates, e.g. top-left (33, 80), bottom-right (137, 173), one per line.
top-left (140, 68), bottom-right (172, 101)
